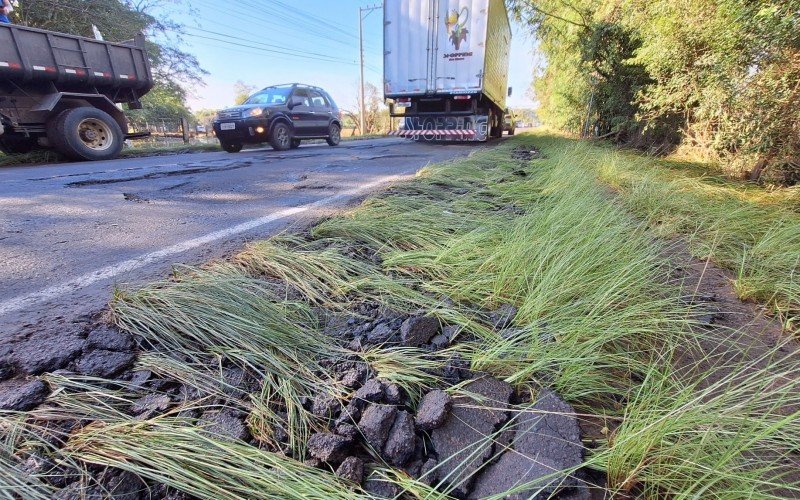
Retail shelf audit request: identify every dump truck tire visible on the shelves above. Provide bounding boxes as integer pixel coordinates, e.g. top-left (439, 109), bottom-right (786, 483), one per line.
top-left (48, 107), bottom-right (123, 161)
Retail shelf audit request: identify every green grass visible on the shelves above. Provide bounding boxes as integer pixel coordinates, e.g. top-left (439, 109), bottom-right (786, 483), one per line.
top-left (65, 419), bottom-right (361, 500)
top-left (2, 131), bottom-right (799, 499)
top-left (110, 265), bottom-right (347, 457)
top-left (584, 139), bottom-right (800, 329)
top-left (593, 349), bottom-right (800, 498)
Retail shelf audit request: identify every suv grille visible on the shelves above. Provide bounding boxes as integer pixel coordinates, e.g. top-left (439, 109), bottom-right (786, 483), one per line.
top-left (218, 110), bottom-right (242, 120)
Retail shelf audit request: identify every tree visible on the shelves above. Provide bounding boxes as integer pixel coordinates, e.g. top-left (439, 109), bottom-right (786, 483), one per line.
top-left (510, 0), bottom-right (800, 183)
top-left (193, 109), bottom-right (218, 130)
top-left (353, 82), bottom-right (389, 135)
top-left (233, 81), bottom-right (257, 106)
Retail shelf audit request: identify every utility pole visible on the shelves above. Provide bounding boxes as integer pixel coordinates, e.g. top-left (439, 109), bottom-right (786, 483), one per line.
top-left (359, 3), bottom-right (382, 136)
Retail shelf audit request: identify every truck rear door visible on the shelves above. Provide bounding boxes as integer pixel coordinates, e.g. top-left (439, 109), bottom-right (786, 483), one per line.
top-left (432, 0), bottom-right (488, 95)
top-left (384, 0), bottom-right (434, 96)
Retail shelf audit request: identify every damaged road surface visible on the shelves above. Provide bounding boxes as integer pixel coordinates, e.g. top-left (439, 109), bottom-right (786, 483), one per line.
top-left (0, 138), bottom-right (482, 339)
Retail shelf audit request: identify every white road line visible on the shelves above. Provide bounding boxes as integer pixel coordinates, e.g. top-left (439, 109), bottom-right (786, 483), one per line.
top-left (0, 175), bottom-right (407, 317)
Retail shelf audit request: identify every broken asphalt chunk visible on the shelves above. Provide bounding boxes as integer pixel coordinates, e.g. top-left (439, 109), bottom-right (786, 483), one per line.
top-left (431, 376), bottom-right (513, 497)
top-left (415, 389), bottom-right (452, 431)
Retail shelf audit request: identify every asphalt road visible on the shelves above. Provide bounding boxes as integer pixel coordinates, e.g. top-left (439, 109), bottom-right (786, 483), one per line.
top-left (0, 137), bottom-right (483, 339)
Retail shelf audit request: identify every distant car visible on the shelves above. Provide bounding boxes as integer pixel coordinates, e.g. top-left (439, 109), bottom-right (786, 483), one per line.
top-left (196, 124), bottom-right (207, 133)
top-left (503, 112), bottom-right (516, 136)
top-left (213, 83), bottom-right (342, 153)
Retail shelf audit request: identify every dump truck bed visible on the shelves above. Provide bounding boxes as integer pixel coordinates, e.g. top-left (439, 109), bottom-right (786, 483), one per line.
top-left (0, 24), bottom-right (153, 101)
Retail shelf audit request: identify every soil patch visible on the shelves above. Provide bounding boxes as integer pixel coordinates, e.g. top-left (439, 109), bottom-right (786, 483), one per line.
top-left (665, 239), bottom-right (798, 393)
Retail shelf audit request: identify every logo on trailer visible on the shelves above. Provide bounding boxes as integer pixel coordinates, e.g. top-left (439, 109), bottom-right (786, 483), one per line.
top-left (445, 6), bottom-right (469, 50)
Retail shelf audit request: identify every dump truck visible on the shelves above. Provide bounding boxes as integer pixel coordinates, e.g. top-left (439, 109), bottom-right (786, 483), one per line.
top-left (384, 0), bottom-right (512, 141)
top-left (0, 24), bottom-right (153, 161)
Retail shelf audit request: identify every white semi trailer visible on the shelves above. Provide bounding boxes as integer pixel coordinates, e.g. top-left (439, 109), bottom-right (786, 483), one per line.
top-left (384, 0), bottom-right (512, 141)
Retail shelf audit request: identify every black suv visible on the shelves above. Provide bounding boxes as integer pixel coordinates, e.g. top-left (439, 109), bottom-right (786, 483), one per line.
top-left (213, 83), bottom-right (342, 153)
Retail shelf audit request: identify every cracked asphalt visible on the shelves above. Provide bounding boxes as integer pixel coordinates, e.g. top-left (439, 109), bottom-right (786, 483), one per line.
top-left (0, 137), bottom-right (485, 340)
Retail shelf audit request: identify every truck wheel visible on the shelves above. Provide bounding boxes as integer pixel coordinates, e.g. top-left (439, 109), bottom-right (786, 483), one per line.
top-left (47, 107), bottom-right (123, 161)
top-left (0, 136), bottom-right (36, 154)
top-left (326, 124), bottom-right (341, 146)
top-left (290, 139), bottom-right (301, 149)
top-left (269, 122), bottom-right (292, 151)
top-left (221, 141), bottom-right (243, 153)
top-left (508, 128), bottom-right (515, 136)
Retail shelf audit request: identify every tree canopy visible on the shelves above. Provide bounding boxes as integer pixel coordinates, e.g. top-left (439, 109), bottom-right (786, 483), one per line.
top-left (510, 0), bottom-right (800, 183)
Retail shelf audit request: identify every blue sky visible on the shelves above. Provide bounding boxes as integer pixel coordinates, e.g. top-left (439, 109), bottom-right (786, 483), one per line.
top-left (160, 1), bottom-right (539, 112)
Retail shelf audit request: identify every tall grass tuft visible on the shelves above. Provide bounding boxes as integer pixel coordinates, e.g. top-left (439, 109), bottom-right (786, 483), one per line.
top-left (64, 418), bottom-right (362, 500)
top-left (110, 266), bottom-right (343, 455)
top-left (591, 139), bottom-right (799, 329)
top-left (594, 351), bottom-right (800, 498)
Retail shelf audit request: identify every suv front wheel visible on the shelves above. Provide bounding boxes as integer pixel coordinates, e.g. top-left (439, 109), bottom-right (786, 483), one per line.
top-left (326, 123), bottom-right (341, 147)
top-left (270, 122), bottom-right (292, 151)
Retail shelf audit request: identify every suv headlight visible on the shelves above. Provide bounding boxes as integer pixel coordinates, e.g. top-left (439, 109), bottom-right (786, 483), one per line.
top-left (245, 107), bottom-right (268, 118)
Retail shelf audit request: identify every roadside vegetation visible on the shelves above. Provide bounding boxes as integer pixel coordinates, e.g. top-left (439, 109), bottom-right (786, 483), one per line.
top-left (2, 132), bottom-right (798, 498)
top-left (509, 0), bottom-right (799, 185)
top-left (540, 134), bottom-right (800, 330)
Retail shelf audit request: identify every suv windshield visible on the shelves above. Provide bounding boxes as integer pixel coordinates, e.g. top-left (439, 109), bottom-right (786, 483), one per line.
top-left (245, 86), bottom-right (291, 105)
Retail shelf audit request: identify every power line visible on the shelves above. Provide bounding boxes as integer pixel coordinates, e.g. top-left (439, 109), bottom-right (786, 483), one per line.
top-left (250, 0), bottom-right (357, 39)
top-left (186, 39), bottom-right (346, 67)
top-left (181, 32), bottom-right (360, 65)
top-left (183, 26), bottom-right (356, 64)
top-left (232, 0), bottom-right (380, 50)
top-left (192, 0), bottom-right (369, 50)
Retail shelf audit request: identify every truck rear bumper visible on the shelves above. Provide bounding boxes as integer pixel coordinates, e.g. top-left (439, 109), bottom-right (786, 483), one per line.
top-left (389, 129), bottom-right (478, 140)
top-left (391, 114), bottom-right (489, 142)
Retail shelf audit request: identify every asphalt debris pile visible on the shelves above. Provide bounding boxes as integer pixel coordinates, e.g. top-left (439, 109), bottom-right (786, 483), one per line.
top-left (0, 325), bottom-right (136, 411)
top-left (1, 290), bottom-right (597, 498)
top-left (511, 145), bottom-right (545, 161)
top-left (302, 369), bottom-right (590, 499)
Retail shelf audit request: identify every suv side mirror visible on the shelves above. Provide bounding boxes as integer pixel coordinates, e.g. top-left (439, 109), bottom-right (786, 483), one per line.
top-left (288, 96), bottom-right (305, 109)
top-left (508, 87), bottom-right (513, 97)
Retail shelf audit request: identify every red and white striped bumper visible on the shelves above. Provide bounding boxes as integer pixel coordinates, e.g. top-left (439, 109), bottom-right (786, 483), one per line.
top-left (389, 129), bottom-right (478, 140)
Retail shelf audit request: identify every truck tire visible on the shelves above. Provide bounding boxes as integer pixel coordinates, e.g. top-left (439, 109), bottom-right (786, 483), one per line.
top-left (0, 136), bottom-right (36, 155)
top-left (221, 141), bottom-right (243, 153)
top-left (508, 127), bottom-right (515, 136)
top-left (47, 107), bottom-right (123, 161)
top-left (269, 122), bottom-right (292, 151)
top-left (326, 124), bottom-right (341, 146)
